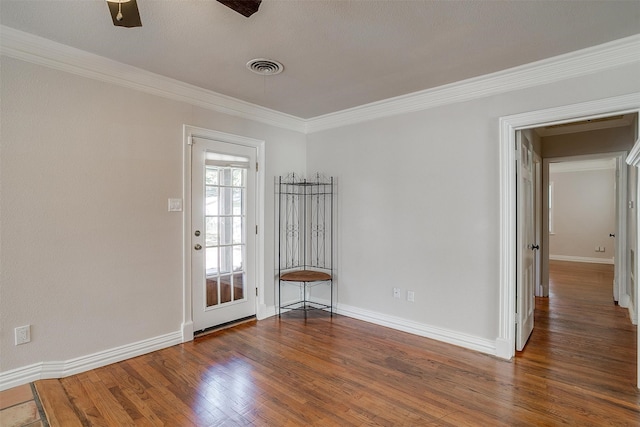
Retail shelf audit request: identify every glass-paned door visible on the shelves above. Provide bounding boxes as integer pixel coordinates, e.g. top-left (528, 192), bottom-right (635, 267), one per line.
top-left (192, 137), bottom-right (256, 331)
top-left (205, 165), bottom-right (246, 307)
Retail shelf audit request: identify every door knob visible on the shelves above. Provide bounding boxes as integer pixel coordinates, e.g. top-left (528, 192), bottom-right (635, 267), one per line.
top-left (194, 244), bottom-right (202, 250)
top-left (531, 244), bottom-right (540, 250)
top-left (609, 233), bottom-right (615, 237)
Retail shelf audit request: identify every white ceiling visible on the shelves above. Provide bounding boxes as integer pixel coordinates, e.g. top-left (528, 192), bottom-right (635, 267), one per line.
top-left (1, 0), bottom-right (639, 119)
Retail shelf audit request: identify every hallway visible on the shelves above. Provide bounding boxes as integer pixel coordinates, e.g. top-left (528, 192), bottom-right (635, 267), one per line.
top-left (515, 260), bottom-right (638, 421)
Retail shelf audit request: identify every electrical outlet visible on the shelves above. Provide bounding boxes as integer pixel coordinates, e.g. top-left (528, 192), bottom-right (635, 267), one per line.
top-left (595, 246), bottom-right (600, 252)
top-left (601, 246), bottom-right (605, 253)
top-left (393, 287), bottom-right (401, 299)
top-left (407, 290), bottom-right (415, 302)
top-left (15, 325), bottom-right (31, 345)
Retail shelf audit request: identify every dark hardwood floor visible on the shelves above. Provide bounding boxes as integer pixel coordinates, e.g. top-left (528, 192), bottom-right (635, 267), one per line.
top-left (36, 261), bottom-right (638, 426)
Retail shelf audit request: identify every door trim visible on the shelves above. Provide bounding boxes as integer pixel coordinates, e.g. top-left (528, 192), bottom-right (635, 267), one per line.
top-left (497, 92), bottom-right (640, 361)
top-left (182, 125), bottom-right (265, 342)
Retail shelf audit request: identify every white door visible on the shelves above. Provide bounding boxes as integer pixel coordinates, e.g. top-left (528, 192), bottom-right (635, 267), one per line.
top-left (534, 154), bottom-right (543, 297)
top-left (191, 137), bottom-right (257, 331)
top-left (612, 157), bottom-right (621, 303)
top-left (516, 131), bottom-right (536, 351)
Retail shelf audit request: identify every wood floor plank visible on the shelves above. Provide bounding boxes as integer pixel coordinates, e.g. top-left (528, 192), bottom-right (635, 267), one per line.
top-left (36, 261), bottom-right (638, 425)
top-left (34, 379), bottom-right (83, 427)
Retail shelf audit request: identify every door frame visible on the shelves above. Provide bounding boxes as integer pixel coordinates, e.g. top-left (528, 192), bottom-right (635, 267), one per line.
top-left (181, 125), bottom-right (265, 342)
top-left (542, 152), bottom-right (627, 303)
top-left (496, 93), bottom-right (640, 368)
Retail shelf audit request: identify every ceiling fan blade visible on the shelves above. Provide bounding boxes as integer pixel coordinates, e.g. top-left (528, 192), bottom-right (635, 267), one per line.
top-left (216, 0), bottom-right (262, 17)
top-left (107, 0), bottom-right (142, 28)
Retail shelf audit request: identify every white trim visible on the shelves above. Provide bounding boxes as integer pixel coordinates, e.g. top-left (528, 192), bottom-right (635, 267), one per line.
top-left (335, 303), bottom-right (496, 356)
top-left (549, 255), bottom-right (614, 265)
top-left (2, 25), bottom-right (639, 135)
top-left (275, 298), bottom-right (496, 356)
top-left (182, 126), bottom-right (265, 339)
top-left (628, 126), bottom-right (640, 387)
top-left (620, 293), bottom-right (631, 309)
top-left (257, 304), bottom-right (277, 320)
top-left (626, 138), bottom-right (640, 166)
top-left (0, 331), bottom-right (182, 391)
top-left (306, 34), bottom-right (640, 133)
top-left (627, 297), bottom-right (638, 325)
top-left (499, 93), bottom-right (640, 361)
top-left (0, 26), bottom-right (306, 133)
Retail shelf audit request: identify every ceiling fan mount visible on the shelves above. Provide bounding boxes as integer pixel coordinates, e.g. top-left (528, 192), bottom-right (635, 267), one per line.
top-left (106, 0), bottom-right (262, 28)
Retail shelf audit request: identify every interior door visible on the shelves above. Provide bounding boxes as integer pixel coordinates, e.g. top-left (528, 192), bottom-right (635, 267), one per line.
top-left (192, 137), bottom-right (257, 331)
top-left (534, 153), bottom-right (543, 297)
top-left (612, 157), bottom-right (620, 303)
top-left (517, 131), bottom-right (536, 351)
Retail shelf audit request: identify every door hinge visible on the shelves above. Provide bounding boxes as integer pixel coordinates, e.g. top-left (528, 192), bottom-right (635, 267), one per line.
top-left (256, 225), bottom-right (258, 234)
top-left (256, 162), bottom-right (259, 172)
top-left (256, 287), bottom-right (258, 296)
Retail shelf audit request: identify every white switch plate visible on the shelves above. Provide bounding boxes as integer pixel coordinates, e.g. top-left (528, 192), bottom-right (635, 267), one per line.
top-left (168, 198), bottom-right (183, 212)
top-left (407, 290), bottom-right (415, 302)
top-left (393, 287), bottom-right (401, 299)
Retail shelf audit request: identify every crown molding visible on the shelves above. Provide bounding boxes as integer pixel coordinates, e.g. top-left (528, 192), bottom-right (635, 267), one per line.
top-left (626, 138), bottom-right (640, 167)
top-left (306, 34), bottom-right (640, 133)
top-left (0, 25), bottom-right (307, 133)
top-left (1, 25), bottom-right (639, 135)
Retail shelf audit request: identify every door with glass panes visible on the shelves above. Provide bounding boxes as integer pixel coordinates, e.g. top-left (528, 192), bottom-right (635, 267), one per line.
top-left (192, 137), bottom-right (256, 330)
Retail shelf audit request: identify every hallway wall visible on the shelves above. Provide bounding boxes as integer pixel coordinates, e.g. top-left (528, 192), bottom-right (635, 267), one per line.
top-left (549, 163), bottom-right (616, 263)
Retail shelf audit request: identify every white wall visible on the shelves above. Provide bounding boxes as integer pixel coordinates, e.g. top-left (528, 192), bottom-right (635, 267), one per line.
top-left (306, 63), bottom-right (640, 344)
top-left (549, 164), bottom-right (616, 262)
top-left (0, 57), bottom-right (306, 374)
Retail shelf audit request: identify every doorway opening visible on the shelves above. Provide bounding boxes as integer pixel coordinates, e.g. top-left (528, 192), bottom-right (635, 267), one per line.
top-left (545, 155), bottom-right (622, 297)
top-left (497, 94), bottom-right (640, 388)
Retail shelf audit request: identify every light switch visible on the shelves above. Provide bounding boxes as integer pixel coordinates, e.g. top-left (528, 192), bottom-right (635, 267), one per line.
top-left (168, 198), bottom-right (183, 212)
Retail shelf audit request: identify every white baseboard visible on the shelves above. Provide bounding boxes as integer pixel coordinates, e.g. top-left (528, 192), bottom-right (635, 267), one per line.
top-left (272, 298), bottom-right (497, 357)
top-left (0, 331), bottom-right (182, 391)
top-left (258, 304), bottom-right (277, 320)
top-left (181, 321), bottom-right (194, 342)
top-left (494, 338), bottom-right (513, 360)
top-left (619, 293), bottom-right (631, 308)
top-left (334, 302), bottom-right (497, 356)
top-left (549, 255), bottom-right (614, 265)
top-left (628, 298), bottom-right (638, 325)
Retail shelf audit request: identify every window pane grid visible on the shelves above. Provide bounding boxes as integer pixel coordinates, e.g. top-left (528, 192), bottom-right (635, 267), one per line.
top-left (204, 164), bottom-right (247, 308)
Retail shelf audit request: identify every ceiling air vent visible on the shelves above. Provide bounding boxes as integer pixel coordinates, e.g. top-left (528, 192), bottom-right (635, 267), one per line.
top-left (246, 58), bottom-right (284, 76)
